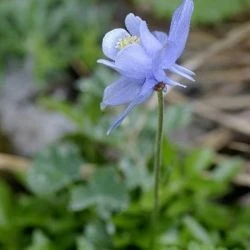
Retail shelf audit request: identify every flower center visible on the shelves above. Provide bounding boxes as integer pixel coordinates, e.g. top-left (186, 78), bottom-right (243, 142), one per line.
top-left (116, 35), bottom-right (140, 50)
top-left (154, 82), bottom-right (166, 92)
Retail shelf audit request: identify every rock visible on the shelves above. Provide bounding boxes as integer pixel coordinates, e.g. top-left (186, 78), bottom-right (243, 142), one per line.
top-left (0, 59), bottom-right (75, 156)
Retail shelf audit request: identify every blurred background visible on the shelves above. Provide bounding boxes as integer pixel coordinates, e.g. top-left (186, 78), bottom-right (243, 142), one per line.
top-left (0, 0), bottom-right (250, 249)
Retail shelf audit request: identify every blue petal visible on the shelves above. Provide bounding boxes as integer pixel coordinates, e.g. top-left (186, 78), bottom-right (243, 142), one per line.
top-left (115, 44), bottom-right (152, 80)
top-left (153, 0), bottom-right (194, 76)
top-left (174, 64), bottom-right (195, 76)
top-left (153, 31), bottom-right (168, 44)
top-left (153, 41), bottom-right (179, 79)
top-left (107, 78), bottom-right (155, 135)
top-left (102, 28), bottom-right (129, 60)
top-left (165, 76), bottom-right (187, 88)
top-left (168, 0), bottom-right (194, 58)
top-left (125, 13), bottom-right (142, 36)
top-left (101, 77), bottom-right (144, 110)
top-left (169, 65), bottom-right (195, 81)
top-left (97, 59), bottom-right (117, 69)
top-left (154, 69), bottom-right (187, 88)
top-left (140, 21), bottom-right (162, 56)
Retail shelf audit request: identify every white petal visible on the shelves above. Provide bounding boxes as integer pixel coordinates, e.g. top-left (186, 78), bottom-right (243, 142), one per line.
top-left (102, 28), bottom-right (129, 60)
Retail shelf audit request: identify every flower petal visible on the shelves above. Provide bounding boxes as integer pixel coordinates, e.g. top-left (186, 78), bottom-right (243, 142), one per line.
top-left (154, 69), bottom-right (186, 88)
top-left (140, 21), bottom-right (162, 56)
top-left (174, 64), bottom-right (195, 76)
top-left (165, 76), bottom-right (187, 88)
top-left (107, 78), bottom-right (155, 135)
top-left (153, 41), bottom-right (179, 79)
top-left (153, 31), bottom-right (168, 44)
top-left (102, 28), bottom-right (130, 60)
top-left (169, 65), bottom-right (195, 81)
top-left (125, 13), bottom-right (142, 36)
top-left (115, 44), bottom-right (152, 79)
top-left (101, 77), bottom-right (144, 109)
top-left (97, 59), bottom-right (117, 69)
top-left (154, 1), bottom-right (194, 72)
top-left (168, 0), bottom-right (194, 58)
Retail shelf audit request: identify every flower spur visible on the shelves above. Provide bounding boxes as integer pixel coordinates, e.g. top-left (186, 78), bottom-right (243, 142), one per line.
top-left (98, 0), bottom-right (194, 135)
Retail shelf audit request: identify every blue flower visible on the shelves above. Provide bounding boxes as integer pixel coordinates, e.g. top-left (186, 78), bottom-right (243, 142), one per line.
top-left (98, 0), bottom-right (194, 135)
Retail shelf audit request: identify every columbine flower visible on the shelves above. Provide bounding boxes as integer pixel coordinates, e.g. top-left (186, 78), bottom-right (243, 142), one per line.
top-left (98, 0), bottom-right (194, 134)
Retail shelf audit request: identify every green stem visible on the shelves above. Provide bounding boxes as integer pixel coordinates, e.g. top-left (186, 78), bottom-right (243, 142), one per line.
top-left (151, 90), bottom-right (164, 250)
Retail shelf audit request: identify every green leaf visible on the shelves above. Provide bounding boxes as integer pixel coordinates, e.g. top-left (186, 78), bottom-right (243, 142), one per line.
top-left (227, 224), bottom-right (250, 247)
top-left (167, 197), bottom-right (193, 218)
top-left (160, 228), bottom-right (179, 246)
top-left (187, 241), bottom-right (220, 250)
top-left (77, 236), bottom-right (94, 250)
top-left (212, 158), bottom-right (241, 182)
top-left (185, 148), bottom-right (214, 176)
top-left (119, 158), bottom-right (152, 191)
top-left (0, 180), bottom-right (12, 227)
top-left (83, 220), bottom-right (113, 250)
top-left (197, 202), bottom-right (231, 229)
top-left (165, 104), bottom-right (193, 133)
top-left (25, 230), bottom-right (55, 250)
top-left (26, 143), bottom-right (83, 195)
top-left (69, 168), bottom-right (129, 216)
top-left (183, 216), bottom-right (212, 244)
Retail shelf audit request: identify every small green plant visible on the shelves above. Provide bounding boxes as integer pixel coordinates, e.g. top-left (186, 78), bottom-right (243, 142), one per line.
top-left (0, 0), bottom-right (113, 78)
top-left (1, 64), bottom-right (248, 248)
top-left (0, 140), bottom-right (247, 249)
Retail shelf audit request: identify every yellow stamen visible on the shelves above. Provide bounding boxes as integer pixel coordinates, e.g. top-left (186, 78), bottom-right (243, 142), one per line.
top-left (116, 35), bottom-right (140, 50)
